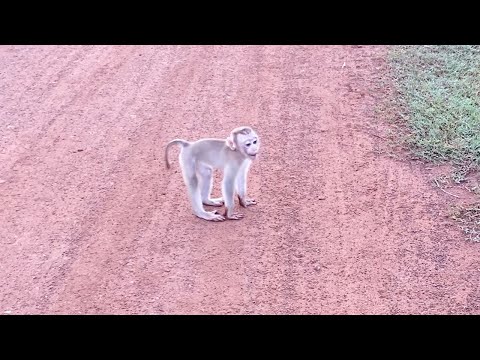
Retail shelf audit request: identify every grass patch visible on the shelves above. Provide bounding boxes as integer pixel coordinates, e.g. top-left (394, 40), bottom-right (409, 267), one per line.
top-left (386, 46), bottom-right (480, 242)
top-left (388, 45), bottom-right (480, 168)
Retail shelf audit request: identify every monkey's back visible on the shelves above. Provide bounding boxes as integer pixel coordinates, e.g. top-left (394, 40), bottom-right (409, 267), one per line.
top-left (186, 138), bottom-right (230, 170)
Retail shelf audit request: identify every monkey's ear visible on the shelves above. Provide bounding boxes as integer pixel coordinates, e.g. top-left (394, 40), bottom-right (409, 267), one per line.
top-left (226, 136), bottom-right (236, 150)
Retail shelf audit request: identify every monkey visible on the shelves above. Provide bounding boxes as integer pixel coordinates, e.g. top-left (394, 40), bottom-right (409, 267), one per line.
top-left (165, 126), bottom-right (260, 221)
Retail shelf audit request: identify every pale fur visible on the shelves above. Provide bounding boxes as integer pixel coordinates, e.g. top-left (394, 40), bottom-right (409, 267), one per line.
top-left (165, 126), bottom-right (260, 221)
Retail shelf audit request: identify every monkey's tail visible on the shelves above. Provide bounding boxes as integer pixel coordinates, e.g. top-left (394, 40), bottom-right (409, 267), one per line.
top-left (165, 139), bottom-right (190, 169)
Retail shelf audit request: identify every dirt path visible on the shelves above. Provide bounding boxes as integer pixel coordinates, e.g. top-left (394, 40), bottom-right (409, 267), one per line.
top-left (1, 45), bottom-right (479, 314)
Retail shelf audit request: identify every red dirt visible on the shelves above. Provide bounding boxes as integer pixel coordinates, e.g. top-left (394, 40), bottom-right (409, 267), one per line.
top-left (1, 45), bottom-right (479, 315)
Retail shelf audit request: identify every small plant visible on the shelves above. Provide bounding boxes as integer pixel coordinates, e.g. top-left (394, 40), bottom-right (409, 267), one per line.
top-left (450, 204), bottom-right (480, 242)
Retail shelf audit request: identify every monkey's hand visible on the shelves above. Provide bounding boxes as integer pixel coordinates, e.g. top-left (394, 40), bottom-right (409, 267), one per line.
top-left (226, 212), bottom-right (245, 220)
top-left (202, 210), bottom-right (225, 222)
top-left (238, 197), bottom-right (257, 208)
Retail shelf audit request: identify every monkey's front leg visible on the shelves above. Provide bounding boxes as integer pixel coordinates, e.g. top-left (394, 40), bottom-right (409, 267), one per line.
top-left (222, 168), bottom-right (244, 220)
top-left (236, 160), bottom-right (257, 208)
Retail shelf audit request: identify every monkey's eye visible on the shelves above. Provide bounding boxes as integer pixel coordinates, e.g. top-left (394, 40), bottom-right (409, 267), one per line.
top-left (253, 140), bottom-right (257, 144)
top-left (246, 143), bottom-right (251, 147)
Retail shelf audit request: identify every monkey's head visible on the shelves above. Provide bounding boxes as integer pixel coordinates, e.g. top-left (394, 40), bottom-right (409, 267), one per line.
top-left (226, 126), bottom-right (260, 159)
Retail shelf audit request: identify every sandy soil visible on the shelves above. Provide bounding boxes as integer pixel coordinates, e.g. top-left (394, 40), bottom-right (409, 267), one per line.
top-left (0, 45), bottom-right (479, 314)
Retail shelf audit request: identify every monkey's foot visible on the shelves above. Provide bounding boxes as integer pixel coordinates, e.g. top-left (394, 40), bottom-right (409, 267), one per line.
top-left (239, 197), bottom-right (257, 208)
top-left (202, 198), bottom-right (224, 207)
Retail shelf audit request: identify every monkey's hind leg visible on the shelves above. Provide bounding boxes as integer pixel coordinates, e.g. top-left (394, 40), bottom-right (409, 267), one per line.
top-left (181, 157), bottom-right (225, 222)
top-left (197, 163), bottom-right (224, 207)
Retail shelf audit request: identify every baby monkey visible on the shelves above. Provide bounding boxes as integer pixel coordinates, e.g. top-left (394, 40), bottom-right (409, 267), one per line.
top-left (165, 126), bottom-right (260, 221)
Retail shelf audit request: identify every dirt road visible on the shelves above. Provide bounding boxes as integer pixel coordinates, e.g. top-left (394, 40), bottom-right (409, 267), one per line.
top-left (1, 45), bottom-right (479, 314)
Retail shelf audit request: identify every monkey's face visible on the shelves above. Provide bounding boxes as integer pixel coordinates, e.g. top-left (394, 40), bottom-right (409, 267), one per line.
top-left (237, 131), bottom-right (260, 159)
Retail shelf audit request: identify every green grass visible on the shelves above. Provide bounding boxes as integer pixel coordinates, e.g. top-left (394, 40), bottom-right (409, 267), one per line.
top-left (389, 45), bottom-right (480, 168)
